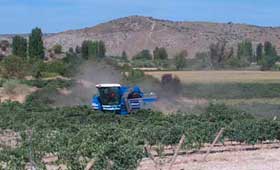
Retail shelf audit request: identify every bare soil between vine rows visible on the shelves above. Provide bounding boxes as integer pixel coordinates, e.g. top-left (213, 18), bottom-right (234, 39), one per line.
top-left (138, 142), bottom-right (280, 170)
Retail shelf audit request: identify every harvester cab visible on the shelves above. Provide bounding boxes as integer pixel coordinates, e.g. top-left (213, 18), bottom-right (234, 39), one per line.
top-left (92, 84), bottom-right (157, 115)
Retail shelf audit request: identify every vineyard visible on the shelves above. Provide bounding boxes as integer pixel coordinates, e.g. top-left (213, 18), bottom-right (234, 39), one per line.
top-left (0, 102), bottom-right (279, 170)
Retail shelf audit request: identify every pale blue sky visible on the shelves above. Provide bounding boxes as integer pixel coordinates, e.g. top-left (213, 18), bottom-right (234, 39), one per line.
top-left (1, 0), bottom-right (279, 34)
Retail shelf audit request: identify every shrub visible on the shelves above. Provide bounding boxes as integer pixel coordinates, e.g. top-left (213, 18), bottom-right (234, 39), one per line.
top-left (32, 59), bottom-right (71, 78)
top-left (174, 51), bottom-right (187, 70)
top-left (68, 47), bottom-right (74, 53)
top-left (133, 49), bottom-right (152, 60)
top-left (53, 44), bottom-right (63, 54)
top-left (153, 47), bottom-right (168, 60)
top-left (260, 55), bottom-right (279, 70)
top-left (0, 40), bottom-right (10, 51)
top-left (126, 69), bottom-right (145, 81)
top-left (41, 72), bottom-right (60, 78)
top-left (121, 51), bottom-right (128, 61)
top-left (0, 55), bottom-right (29, 79)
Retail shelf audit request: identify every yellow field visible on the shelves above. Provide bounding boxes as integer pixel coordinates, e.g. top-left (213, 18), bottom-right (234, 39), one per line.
top-left (145, 71), bottom-right (280, 83)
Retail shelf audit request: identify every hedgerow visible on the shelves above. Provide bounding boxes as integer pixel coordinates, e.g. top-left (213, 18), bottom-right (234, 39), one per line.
top-left (0, 103), bottom-right (279, 169)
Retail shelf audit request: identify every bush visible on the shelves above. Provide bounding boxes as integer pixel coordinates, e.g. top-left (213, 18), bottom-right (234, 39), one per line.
top-left (22, 79), bottom-right (73, 89)
top-left (260, 55), bottom-right (279, 70)
top-left (133, 50), bottom-right (152, 60)
top-left (32, 54), bottom-right (81, 78)
top-left (126, 69), bottom-right (145, 81)
top-left (153, 47), bottom-right (168, 60)
top-left (25, 87), bottom-right (57, 109)
top-left (0, 40), bottom-right (10, 51)
top-left (41, 72), bottom-right (60, 78)
top-left (131, 60), bottom-right (157, 67)
top-left (53, 44), bottom-right (63, 54)
top-left (0, 55), bottom-right (29, 79)
top-left (226, 56), bottom-right (250, 68)
top-left (174, 51), bottom-right (187, 70)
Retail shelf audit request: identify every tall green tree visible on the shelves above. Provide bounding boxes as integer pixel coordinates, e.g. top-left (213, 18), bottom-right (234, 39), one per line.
top-left (174, 50), bottom-right (187, 70)
top-left (88, 41), bottom-right (98, 58)
top-left (256, 43), bottom-right (263, 64)
top-left (237, 40), bottom-right (253, 63)
top-left (29, 27), bottom-right (44, 59)
top-left (264, 41), bottom-right (277, 56)
top-left (121, 51), bottom-right (128, 61)
top-left (75, 45), bottom-right (81, 54)
top-left (12, 36), bottom-right (27, 58)
top-left (261, 41), bottom-right (279, 70)
top-left (237, 40), bottom-right (253, 57)
top-left (81, 40), bottom-right (90, 59)
top-left (153, 47), bottom-right (168, 60)
top-left (209, 40), bottom-right (233, 68)
top-left (81, 40), bottom-right (106, 59)
top-left (96, 40), bottom-right (106, 58)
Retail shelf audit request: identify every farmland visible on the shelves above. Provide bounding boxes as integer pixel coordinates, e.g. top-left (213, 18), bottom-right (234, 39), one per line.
top-left (145, 71), bottom-right (280, 84)
top-left (146, 71), bottom-right (280, 117)
top-left (0, 102), bottom-right (280, 170)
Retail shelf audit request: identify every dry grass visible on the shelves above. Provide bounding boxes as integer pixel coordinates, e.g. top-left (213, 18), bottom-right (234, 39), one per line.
top-left (0, 80), bottom-right (37, 103)
top-left (145, 71), bottom-right (280, 84)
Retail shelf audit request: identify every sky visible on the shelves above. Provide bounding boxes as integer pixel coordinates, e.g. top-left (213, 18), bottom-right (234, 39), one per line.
top-left (1, 0), bottom-right (279, 34)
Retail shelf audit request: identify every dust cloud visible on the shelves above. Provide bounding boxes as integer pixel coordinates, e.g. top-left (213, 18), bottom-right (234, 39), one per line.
top-left (52, 59), bottom-right (206, 113)
top-left (53, 59), bottom-right (122, 107)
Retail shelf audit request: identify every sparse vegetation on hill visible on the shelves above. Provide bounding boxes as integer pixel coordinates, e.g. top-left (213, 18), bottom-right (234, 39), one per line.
top-left (37, 16), bottom-right (280, 59)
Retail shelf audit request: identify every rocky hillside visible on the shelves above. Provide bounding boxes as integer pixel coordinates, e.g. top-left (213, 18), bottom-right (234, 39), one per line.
top-left (3, 16), bottom-right (280, 58)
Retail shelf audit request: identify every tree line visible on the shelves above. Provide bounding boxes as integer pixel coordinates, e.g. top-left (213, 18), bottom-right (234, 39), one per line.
top-left (131, 47), bottom-right (187, 70)
top-left (4, 30), bottom-right (280, 71)
top-left (12, 27), bottom-right (44, 60)
top-left (124, 39), bottom-right (279, 71)
top-left (209, 40), bottom-right (279, 70)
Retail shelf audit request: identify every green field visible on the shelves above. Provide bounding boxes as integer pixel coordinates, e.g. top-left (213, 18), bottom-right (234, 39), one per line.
top-left (146, 71), bottom-right (280, 117)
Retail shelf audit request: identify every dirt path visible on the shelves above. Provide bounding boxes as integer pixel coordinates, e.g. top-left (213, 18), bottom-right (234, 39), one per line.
top-left (138, 148), bottom-right (280, 170)
top-left (144, 18), bottom-right (157, 48)
top-left (138, 142), bottom-right (280, 170)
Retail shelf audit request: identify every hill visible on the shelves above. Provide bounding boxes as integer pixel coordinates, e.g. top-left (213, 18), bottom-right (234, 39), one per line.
top-left (2, 16), bottom-right (280, 58)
